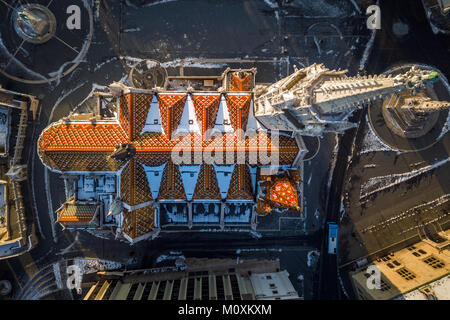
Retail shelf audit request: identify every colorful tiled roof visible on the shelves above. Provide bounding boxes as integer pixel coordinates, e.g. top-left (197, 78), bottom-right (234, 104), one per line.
top-left (270, 181), bottom-right (298, 207)
top-left (40, 150), bottom-right (126, 172)
top-left (39, 91), bottom-right (303, 238)
top-left (120, 159), bottom-right (153, 207)
top-left (57, 203), bottom-right (98, 223)
top-left (38, 123), bottom-right (128, 151)
top-left (158, 94), bottom-right (187, 140)
top-left (38, 92), bottom-right (300, 172)
top-left (256, 169), bottom-right (302, 215)
top-left (40, 133), bottom-right (298, 172)
top-left (122, 206), bottom-right (155, 239)
top-left (38, 93), bottom-right (298, 167)
top-left (118, 93), bottom-right (155, 140)
top-left (135, 151), bottom-right (171, 166)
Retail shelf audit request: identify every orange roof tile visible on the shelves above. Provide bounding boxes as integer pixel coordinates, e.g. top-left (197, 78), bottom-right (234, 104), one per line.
top-left (158, 94), bottom-right (187, 140)
top-left (226, 164), bottom-right (254, 200)
top-left (158, 161), bottom-right (186, 200)
top-left (120, 159), bottom-right (152, 207)
top-left (193, 164), bottom-right (221, 200)
top-left (256, 170), bottom-right (302, 214)
top-left (270, 181), bottom-right (298, 207)
top-left (119, 93), bottom-right (156, 140)
top-left (228, 72), bottom-right (253, 91)
top-left (39, 129), bottom-right (299, 172)
top-left (192, 94), bottom-right (221, 136)
top-left (122, 206), bottom-right (155, 239)
top-left (118, 94), bottom-right (132, 139)
top-left (133, 93), bottom-right (154, 138)
top-left (38, 122), bottom-right (128, 151)
top-left (226, 94), bottom-right (252, 132)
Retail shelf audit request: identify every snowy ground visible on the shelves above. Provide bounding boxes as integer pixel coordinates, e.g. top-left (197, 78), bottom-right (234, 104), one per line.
top-left (360, 193), bottom-right (450, 235)
top-left (360, 157), bottom-right (450, 199)
top-left (155, 251), bottom-right (186, 264)
top-left (307, 250), bottom-right (320, 268)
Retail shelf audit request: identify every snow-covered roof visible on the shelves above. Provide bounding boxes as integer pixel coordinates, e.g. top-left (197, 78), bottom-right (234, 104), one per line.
top-left (214, 164), bottom-right (235, 200)
top-left (56, 202), bottom-right (99, 225)
top-left (400, 275), bottom-right (450, 300)
top-left (179, 165), bottom-right (201, 201)
top-left (174, 95), bottom-right (201, 136)
top-left (141, 95), bottom-right (164, 134)
top-left (211, 94), bottom-right (234, 134)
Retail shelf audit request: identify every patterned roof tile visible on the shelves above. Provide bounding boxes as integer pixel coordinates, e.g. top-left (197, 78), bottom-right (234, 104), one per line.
top-left (228, 71), bottom-right (253, 91)
top-left (119, 94), bottom-right (132, 138)
top-left (120, 159), bottom-right (152, 206)
top-left (225, 94), bottom-right (252, 132)
top-left (57, 203), bottom-right (98, 223)
top-left (193, 164), bottom-right (221, 200)
top-left (38, 123), bottom-right (128, 151)
top-left (158, 94), bottom-right (187, 140)
top-left (132, 93), bottom-right (154, 138)
top-left (192, 94), bottom-right (221, 136)
top-left (158, 161), bottom-right (186, 200)
top-left (40, 150), bottom-right (126, 172)
top-left (122, 206), bottom-right (155, 239)
top-left (226, 164), bottom-right (254, 200)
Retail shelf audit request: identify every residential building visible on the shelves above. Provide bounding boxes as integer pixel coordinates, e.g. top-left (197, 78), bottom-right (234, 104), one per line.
top-left (83, 258), bottom-right (301, 300)
top-left (0, 86), bottom-right (39, 259)
top-left (350, 228), bottom-right (450, 300)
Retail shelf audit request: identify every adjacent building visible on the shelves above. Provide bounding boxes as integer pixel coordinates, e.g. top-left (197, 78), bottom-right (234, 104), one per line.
top-left (83, 258), bottom-right (301, 300)
top-left (0, 86), bottom-right (39, 259)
